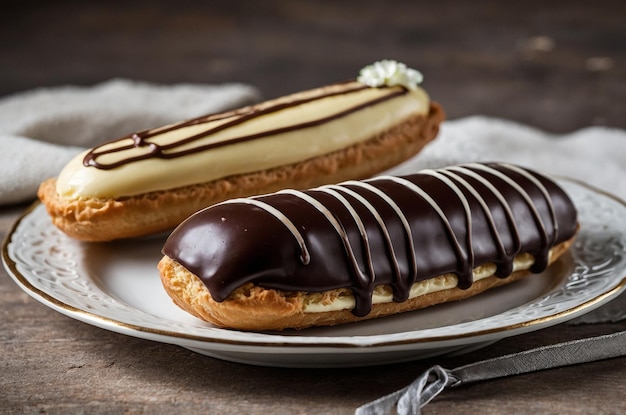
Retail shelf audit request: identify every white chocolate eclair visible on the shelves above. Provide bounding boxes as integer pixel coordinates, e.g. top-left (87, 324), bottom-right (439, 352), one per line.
top-left (38, 60), bottom-right (444, 241)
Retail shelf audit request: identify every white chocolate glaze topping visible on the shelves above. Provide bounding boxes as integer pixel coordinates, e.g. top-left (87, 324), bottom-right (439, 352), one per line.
top-left (56, 79), bottom-right (429, 200)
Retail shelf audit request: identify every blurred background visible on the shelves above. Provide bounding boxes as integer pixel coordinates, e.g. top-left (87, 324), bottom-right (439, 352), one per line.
top-left (1, 0), bottom-right (624, 132)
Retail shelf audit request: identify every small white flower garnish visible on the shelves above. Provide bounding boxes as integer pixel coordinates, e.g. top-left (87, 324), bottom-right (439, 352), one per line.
top-left (357, 60), bottom-right (424, 90)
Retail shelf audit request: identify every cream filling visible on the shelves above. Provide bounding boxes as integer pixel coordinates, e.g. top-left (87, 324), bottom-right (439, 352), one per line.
top-left (56, 82), bottom-right (430, 200)
top-left (303, 253), bottom-right (536, 313)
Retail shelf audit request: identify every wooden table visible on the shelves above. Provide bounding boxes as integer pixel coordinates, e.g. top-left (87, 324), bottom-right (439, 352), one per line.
top-left (1, 1), bottom-right (625, 413)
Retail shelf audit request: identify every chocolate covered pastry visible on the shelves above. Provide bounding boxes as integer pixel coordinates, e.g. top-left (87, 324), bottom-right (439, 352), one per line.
top-left (38, 60), bottom-right (444, 241)
top-left (158, 162), bottom-right (578, 331)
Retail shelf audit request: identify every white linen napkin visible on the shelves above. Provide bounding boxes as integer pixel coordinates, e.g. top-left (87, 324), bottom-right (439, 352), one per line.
top-left (385, 116), bottom-right (626, 201)
top-left (0, 79), bottom-right (260, 205)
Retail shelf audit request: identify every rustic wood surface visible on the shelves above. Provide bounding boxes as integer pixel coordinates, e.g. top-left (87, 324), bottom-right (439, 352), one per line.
top-left (1, 1), bottom-right (625, 414)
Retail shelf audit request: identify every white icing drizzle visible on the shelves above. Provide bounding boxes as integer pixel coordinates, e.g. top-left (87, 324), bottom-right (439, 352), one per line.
top-left (215, 198), bottom-right (311, 264)
top-left (445, 166), bottom-right (518, 228)
top-left (320, 183), bottom-right (403, 292)
top-left (438, 167), bottom-right (517, 276)
top-left (277, 189), bottom-right (370, 288)
top-left (445, 165), bottom-right (522, 253)
top-left (376, 174), bottom-right (470, 271)
top-left (313, 186), bottom-right (376, 279)
top-left (499, 162), bottom-right (559, 243)
top-left (464, 163), bottom-right (550, 246)
top-left (344, 180), bottom-right (418, 283)
top-left (420, 169), bottom-right (475, 269)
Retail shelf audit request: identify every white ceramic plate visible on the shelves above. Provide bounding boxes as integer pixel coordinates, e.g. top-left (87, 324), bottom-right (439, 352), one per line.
top-left (3, 178), bottom-right (626, 367)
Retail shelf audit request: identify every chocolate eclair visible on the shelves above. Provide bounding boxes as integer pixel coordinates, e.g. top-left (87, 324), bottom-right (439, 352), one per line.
top-left (38, 60), bottom-right (444, 241)
top-left (158, 162), bottom-right (578, 331)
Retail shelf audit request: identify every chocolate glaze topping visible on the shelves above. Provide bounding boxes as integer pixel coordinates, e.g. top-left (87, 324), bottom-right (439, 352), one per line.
top-left (162, 163), bottom-right (578, 317)
top-left (83, 82), bottom-right (406, 170)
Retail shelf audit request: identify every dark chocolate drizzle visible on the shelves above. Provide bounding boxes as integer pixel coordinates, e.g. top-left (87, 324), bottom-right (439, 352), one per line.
top-left (83, 82), bottom-right (407, 169)
top-left (162, 163), bottom-right (578, 317)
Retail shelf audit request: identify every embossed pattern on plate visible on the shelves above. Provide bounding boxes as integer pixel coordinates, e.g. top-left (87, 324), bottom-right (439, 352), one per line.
top-left (3, 178), bottom-right (626, 367)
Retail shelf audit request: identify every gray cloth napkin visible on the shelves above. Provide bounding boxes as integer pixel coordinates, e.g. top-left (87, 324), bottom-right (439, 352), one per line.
top-left (356, 330), bottom-right (626, 415)
top-left (0, 79), bottom-right (260, 205)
